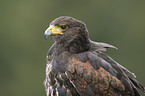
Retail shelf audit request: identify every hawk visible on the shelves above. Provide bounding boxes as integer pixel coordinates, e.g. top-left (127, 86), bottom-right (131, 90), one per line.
top-left (43, 16), bottom-right (145, 96)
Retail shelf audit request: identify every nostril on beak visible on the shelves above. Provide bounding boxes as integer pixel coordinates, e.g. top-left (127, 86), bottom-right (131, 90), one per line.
top-left (49, 28), bottom-right (52, 31)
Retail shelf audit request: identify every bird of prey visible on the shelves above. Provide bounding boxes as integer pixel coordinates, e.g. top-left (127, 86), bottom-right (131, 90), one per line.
top-left (43, 16), bottom-right (145, 96)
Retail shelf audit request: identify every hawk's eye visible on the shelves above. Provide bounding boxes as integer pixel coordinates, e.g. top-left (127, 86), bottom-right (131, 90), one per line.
top-left (60, 25), bottom-right (68, 31)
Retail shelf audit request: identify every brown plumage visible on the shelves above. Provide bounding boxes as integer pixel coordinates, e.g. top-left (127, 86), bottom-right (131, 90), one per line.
top-left (43, 16), bottom-right (145, 96)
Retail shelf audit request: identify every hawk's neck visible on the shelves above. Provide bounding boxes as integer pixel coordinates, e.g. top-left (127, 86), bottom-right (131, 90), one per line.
top-left (54, 38), bottom-right (91, 55)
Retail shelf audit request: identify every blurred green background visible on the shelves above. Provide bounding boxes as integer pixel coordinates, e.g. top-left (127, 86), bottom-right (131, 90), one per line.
top-left (1, 0), bottom-right (145, 96)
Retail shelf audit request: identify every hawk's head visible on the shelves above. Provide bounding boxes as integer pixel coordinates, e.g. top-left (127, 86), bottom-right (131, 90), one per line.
top-left (44, 16), bottom-right (89, 43)
top-left (44, 16), bottom-right (91, 53)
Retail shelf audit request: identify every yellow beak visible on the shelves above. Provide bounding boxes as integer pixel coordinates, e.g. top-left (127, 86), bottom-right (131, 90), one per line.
top-left (44, 25), bottom-right (63, 39)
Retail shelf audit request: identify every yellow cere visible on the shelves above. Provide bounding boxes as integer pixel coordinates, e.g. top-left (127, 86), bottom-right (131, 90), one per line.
top-left (48, 25), bottom-right (63, 35)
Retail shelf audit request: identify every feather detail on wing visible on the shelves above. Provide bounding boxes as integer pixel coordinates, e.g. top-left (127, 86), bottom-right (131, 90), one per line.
top-left (89, 40), bottom-right (118, 51)
top-left (65, 54), bottom-right (125, 96)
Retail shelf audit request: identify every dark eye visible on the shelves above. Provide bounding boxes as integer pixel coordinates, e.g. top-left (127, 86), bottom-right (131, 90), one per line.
top-left (60, 25), bottom-right (68, 31)
top-left (61, 25), bottom-right (67, 29)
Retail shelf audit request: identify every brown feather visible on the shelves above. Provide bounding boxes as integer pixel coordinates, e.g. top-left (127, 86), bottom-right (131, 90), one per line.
top-left (66, 56), bottom-right (125, 95)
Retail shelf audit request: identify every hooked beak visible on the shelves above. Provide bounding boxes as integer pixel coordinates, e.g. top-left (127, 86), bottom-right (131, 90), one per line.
top-left (44, 25), bottom-right (63, 40)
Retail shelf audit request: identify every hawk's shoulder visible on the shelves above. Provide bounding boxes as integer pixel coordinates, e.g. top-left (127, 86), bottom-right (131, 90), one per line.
top-left (66, 52), bottom-right (126, 96)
